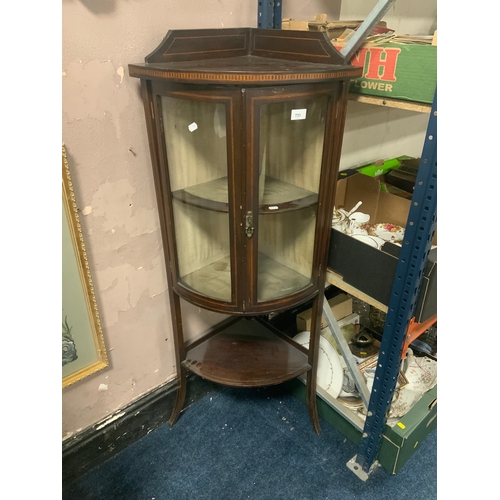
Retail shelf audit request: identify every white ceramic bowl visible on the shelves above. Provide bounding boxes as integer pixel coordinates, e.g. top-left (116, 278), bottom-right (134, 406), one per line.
top-left (369, 222), bottom-right (405, 243)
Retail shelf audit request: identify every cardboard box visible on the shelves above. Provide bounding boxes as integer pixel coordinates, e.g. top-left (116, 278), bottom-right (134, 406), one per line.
top-left (332, 42), bottom-right (437, 104)
top-left (281, 13), bottom-right (436, 104)
top-left (328, 172), bottom-right (436, 322)
top-left (336, 169), bottom-right (413, 229)
top-left (296, 293), bottom-right (352, 332)
top-left (282, 15), bottom-right (388, 41)
top-left (378, 385), bottom-right (437, 474)
top-left (281, 18), bottom-right (309, 31)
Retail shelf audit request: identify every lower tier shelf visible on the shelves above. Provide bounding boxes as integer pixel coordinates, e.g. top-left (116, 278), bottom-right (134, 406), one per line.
top-left (183, 318), bottom-right (311, 387)
top-left (181, 253), bottom-right (311, 302)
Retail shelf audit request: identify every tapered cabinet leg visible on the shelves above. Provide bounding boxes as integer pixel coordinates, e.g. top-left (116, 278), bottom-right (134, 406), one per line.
top-left (168, 291), bottom-right (186, 427)
top-left (169, 365), bottom-right (187, 427)
top-left (306, 293), bottom-right (322, 435)
top-left (306, 370), bottom-right (321, 434)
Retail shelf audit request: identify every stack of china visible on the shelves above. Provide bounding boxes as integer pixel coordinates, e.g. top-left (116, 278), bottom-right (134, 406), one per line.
top-left (332, 203), bottom-right (405, 249)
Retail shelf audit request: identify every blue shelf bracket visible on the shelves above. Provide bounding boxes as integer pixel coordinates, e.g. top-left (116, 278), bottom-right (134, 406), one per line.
top-left (257, 1), bottom-right (283, 29)
top-left (348, 91), bottom-right (438, 480)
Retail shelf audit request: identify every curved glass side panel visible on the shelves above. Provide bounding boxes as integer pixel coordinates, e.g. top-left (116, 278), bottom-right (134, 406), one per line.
top-left (257, 96), bottom-right (328, 302)
top-left (161, 96), bottom-right (231, 302)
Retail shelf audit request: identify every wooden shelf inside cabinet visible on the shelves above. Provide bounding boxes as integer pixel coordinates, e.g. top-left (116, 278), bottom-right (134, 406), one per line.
top-left (183, 317), bottom-right (310, 387)
top-left (347, 94), bottom-right (432, 113)
top-left (181, 253), bottom-right (312, 302)
top-left (172, 176), bottom-right (318, 214)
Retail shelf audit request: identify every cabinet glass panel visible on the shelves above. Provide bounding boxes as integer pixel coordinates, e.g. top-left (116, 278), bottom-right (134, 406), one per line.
top-left (257, 96), bottom-right (327, 302)
top-left (161, 96), bottom-right (231, 302)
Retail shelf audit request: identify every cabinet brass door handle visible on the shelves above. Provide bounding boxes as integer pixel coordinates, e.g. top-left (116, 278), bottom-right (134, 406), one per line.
top-left (245, 211), bottom-right (254, 238)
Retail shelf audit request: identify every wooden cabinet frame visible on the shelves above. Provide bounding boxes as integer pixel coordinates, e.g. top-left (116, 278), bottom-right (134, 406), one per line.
top-left (130, 28), bottom-right (362, 433)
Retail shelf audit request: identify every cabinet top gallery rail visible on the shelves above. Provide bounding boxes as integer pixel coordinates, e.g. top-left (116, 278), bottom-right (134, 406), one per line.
top-left (128, 28), bottom-right (363, 85)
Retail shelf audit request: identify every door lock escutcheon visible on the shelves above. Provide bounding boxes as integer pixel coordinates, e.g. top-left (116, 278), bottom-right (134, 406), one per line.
top-left (245, 211), bottom-right (254, 238)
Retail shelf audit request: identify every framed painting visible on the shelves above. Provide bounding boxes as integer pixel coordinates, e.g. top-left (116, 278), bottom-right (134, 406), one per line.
top-left (62, 144), bottom-right (108, 387)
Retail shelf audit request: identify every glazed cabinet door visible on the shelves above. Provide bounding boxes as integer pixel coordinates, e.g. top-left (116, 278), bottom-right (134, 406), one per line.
top-left (244, 85), bottom-right (340, 313)
top-left (150, 81), bottom-right (343, 315)
top-left (152, 83), bottom-right (244, 312)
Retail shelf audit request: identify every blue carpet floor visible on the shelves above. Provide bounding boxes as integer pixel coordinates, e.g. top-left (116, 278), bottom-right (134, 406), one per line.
top-left (63, 385), bottom-right (437, 500)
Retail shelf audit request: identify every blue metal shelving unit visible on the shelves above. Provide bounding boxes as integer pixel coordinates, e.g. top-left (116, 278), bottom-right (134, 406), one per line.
top-left (348, 93), bottom-right (437, 478)
top-left (257, 2), bottom-right (437, 480)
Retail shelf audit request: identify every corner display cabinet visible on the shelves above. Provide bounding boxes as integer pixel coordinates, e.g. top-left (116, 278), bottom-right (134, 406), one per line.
top-left (129, 28), bottom-right (362, 433)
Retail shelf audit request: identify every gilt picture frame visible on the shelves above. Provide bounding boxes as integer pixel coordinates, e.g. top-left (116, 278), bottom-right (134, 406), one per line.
top-left (62, 144), bottom-right (108, 387)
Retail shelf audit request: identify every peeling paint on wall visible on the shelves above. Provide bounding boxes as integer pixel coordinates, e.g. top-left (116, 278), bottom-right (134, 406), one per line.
top-left (117, 66), bottom-right (125, 84)
top-left (88, 179), bottom-right (157, 237)
top-left (62, 59), bottom-right (130, 139)
top-left (97, 255), bottom-right (167, 326)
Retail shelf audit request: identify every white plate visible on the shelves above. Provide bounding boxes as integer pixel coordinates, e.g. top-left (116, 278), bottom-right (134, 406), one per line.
top-left (293, 331), bottom-right (343, 399)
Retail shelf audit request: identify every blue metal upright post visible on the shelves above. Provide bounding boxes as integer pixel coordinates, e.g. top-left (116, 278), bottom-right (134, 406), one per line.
top-left (257, 1), bottom-right (282, 29)
top-left (347, 92), bottom-right (438, 480)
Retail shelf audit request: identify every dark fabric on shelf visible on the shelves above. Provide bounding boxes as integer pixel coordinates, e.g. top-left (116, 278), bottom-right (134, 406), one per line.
top-left (63, 385), bottom-right (437, 500)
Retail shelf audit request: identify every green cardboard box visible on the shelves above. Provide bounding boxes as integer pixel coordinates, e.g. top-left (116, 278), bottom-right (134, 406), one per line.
top-left (287, 379), bottom-right (437, 475)
top-left (378, 385), bottom-right (437, 474)
top-left (333, 42), bottom-right (437, 104)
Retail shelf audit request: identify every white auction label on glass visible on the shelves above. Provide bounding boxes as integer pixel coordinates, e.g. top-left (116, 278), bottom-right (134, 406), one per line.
top-left (291, 109), bottom-right (307, 120)
top-left (188, 122), bottom-right (198, 132)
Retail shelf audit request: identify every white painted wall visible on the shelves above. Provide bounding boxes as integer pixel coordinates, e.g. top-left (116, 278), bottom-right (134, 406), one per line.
top-left (282, 1), bottom-right (341, 21)
top-left (340, 102), bottom-right (431, 170)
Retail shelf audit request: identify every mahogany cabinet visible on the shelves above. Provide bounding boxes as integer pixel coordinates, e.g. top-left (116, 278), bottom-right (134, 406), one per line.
top-left (129, 28), bottom-right (362, 433)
